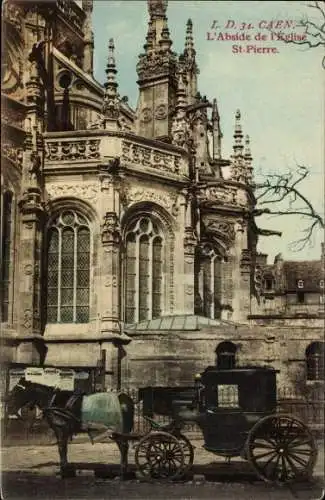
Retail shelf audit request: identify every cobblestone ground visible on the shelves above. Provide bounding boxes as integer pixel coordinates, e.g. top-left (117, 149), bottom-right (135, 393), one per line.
top-left (1, 438), bottom-right (324, 500)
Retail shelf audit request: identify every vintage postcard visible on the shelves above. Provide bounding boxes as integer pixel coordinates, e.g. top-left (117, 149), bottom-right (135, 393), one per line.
top-left (1, 1), bottom-right (324, 498)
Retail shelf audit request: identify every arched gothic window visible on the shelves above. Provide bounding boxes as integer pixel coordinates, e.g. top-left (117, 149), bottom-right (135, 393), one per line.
top-left (47, 210), bottom-right (90, 323)
top-left (125, 217), bottom-right (163, 324)
top-left (202, 248), bottom-right (223, 319)
top-left (1, 191), bottom-right (13, 322)
top-left (306, 342), bottom-right (325, 381)
top-left (216, 341), bottom-right (237, 369)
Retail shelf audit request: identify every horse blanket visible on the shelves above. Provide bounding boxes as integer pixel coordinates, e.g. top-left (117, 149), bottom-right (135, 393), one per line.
top-left (81, 392), bottom-right (122, 433)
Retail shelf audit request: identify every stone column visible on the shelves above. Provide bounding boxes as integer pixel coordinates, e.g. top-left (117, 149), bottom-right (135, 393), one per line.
top-left (17, 170), bottom-right (45, 364)
top-left (101, 211), bottom-right (121, 335)
top-left (239, 248), bottom-right (252, 322)
top-left (183, 189), bottom-right (197, 314)
top-left (16, 51), bottom-right (46, 365)
top-left (99, 160), bottom-right (130, 388)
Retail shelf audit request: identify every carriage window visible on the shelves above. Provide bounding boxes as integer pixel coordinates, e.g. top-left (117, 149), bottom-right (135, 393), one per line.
top-left (125, 217), bottom-right (163, 324)
top-left (47, 211), bottom-right (90, 323)
top-left (217, 384), bottom-right (239, 408)
top-left (306, 342), bottom-right (325, 381)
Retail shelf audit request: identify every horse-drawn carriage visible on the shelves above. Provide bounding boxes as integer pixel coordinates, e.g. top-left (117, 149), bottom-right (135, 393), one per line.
top-left (136, 366), bottom-right (318, 483)
top-left (7, 365), bottom-right (317, 484)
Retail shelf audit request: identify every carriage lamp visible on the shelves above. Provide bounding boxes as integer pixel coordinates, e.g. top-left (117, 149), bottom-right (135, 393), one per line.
top-left (194, 373), bottom-right (201, 381)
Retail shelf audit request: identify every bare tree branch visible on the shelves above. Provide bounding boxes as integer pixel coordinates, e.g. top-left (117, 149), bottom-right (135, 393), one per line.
top-left (271, 1), bottom-right (325, 68)
top-left (253, 163), bottom-right (324, 250)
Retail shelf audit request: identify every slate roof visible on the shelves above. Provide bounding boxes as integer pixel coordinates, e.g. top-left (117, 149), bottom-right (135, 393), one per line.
top-left (260, 259), bottom-right (324, 291)
top-left (282, 260), bottom-right (323, 291)
top-left (125, 314), bottom-right (236, 331)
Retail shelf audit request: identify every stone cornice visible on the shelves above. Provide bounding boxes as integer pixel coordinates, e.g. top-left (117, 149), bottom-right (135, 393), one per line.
top-left (43, 129), bottom-right (188, 156)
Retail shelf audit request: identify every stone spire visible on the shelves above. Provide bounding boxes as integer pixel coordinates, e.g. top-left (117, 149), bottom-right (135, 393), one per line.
top-left (147, 0), bottom-right (168, 20)
top-left (136, 0), bottom-right (177, 140)
top-left (184, 19), bottom-right (195, 60)
top-left (211, 98), bottom-right (222, 159)
top-left (182, 19), bottom-right (199, 104)
top-left (233, 109), bottom-right (244, 157)
top-left (137, 0), bottom-right (176, 82)
top-left (244, 134), bottom-right (253, 184)
top-left (145, 0), bottom-right (169, 50)
top-left (102, 39), bottom-right (120, 123)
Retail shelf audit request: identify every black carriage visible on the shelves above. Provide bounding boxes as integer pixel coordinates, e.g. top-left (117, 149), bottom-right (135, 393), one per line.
top-left (135, 366), bottom-right (318, 483)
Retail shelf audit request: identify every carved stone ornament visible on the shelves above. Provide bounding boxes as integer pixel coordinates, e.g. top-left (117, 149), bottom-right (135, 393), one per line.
top-left (45, 139), bottom-right (101, 161)
top-left (23, 309), bottom-right (32, 329)
top-left (141, 107), bottom-right (152, 123)
top-left (101, 212), bottom-right (120, 245)
top-left (137, 51), bottom-right (177, 82)
top-left (24, 265), bottom-right (33, 275)
top-left (121, 140), bottom-right (183, 176)
top-left (2, 143), bottom-right (23, 169)
top-left (254, 265), bottom-right (263, 299)
top-left (197, 185), bottom-right (237, 205)
top-left (205, 220), bottom-right (235, 243)
top-left (46, 183), bottom-right (99, 201)
top-left (155, 104), bottom-right (167, 120)
top-left (184, 227), bottom-right (197, 252)
top-left (127, 187), bottom-right (178, 214)
top-left (105, 275), bottom-right (118, 287)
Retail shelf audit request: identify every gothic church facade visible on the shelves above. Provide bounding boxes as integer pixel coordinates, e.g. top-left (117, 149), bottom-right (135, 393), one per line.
top-left (1, 0), bottom-right (324, 396)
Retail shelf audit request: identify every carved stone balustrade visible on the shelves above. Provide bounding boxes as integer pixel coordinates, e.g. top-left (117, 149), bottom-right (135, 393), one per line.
top-left (44, 132), bottom-right (188, 180)
top-left (45, 137), bottom-right (101, 163)
top-left (197, 184), bottom-right (237, 206)
top-left (121, 139), bottom-right (188, 180)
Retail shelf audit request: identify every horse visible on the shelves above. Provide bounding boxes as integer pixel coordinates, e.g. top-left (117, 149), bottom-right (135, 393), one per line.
top-left (7, 378), bottom-right (134, 479)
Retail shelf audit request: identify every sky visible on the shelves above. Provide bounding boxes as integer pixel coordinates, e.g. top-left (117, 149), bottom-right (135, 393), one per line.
top-left (89, 0), bottom-right (323, 263)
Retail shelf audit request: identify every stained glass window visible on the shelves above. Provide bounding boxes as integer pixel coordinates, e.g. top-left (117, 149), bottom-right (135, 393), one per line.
top-left (139, 235), bottom-right (150, 321)
top-left (202, 250), bottom-right (224, 319)
top-left (213, 257), bottom-right (222, 319)
top-left (125, 217), bottom-right (163, 323)
top-left (306, 342), bottom-right (325, 381)
top-left (125, 234), bottom-right (136, 324)
top-left (1, 191), bottom-right (13, 322)
top-left (152, 237), bottom-right (163, 319)
top-left (46, 211), bottom-right (90, 323)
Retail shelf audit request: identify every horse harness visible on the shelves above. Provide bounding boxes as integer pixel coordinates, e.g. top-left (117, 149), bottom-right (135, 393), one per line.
top-left (45, 390), bottom-right (84, 429)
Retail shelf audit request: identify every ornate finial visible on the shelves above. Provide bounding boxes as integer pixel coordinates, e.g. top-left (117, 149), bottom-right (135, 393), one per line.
top-left (233, 109), bottom-right (243, 156)
top-left (148, 0), bottom-right (168, 19)
top-left (244, 135), bottom-right (251, 158)
top-left (211, 98), bottom-right (222, 160)
top-left (144, 20), bottom-right (155, 51)
top-left (176, 72), bottom-right (187, 109)
top-left (212, 98), bottom-right (220, 121)
top-left (244, 134), bottom-right (253, 184)
top-left (103, 39), bottom-right (119, 120)
top-left (160, 16), bottom-right (172, 50)
top-left (184, 18), bottom-right (195, 59)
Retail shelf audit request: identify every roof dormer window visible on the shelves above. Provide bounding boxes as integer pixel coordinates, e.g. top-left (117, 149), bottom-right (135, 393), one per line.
top-left (297, 280), bottom-right (304, 289)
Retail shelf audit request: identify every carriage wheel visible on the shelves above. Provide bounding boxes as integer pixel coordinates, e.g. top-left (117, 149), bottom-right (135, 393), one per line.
top-left (246, 414), bottom-right (317, 484)
top-left (176, 433), bottom-right (194, 476)
top-left (135, 431), bottom-right (185, 480)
